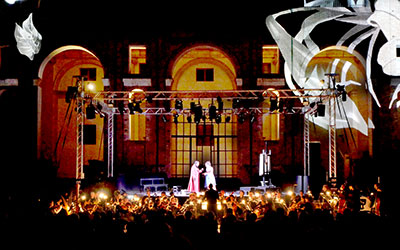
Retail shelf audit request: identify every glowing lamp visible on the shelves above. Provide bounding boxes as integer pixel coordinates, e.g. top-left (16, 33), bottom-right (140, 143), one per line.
top-left (201, 201), bottom-right (208, 210)
top-left (217, 201), bottom-right (222, 211)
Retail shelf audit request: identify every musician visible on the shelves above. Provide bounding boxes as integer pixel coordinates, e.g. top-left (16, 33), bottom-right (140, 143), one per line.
top-left (187, 160), bottom-right (203, 193)
top-left (158, 191), bottom-right (169, 210)
top-left (142, 188), bottom-right (155, 210)
top-left (372, 183), bottom-right (383, 216)
top-left (236, 190), bottom-right (248, 210)
top-left (169, 191), bottom-right (180, 210)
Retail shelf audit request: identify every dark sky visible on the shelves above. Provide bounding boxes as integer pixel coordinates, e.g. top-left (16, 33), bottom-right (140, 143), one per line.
top-left (1, 0), bottom-right (304, 44)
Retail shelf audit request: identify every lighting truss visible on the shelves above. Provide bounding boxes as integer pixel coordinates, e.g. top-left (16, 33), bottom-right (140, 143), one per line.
top-left (75, 88), bottom-right (339, 185)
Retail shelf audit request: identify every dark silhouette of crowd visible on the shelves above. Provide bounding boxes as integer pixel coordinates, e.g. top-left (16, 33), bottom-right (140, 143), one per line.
top-left (1, 185), bottom-right (396, 249)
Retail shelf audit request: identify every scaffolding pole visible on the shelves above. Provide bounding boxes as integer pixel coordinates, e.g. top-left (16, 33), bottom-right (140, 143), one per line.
top-left (107, 113), bottom-right (114, 178)
top-left (304, 113), bottom-right (310, 178)
top-left (328, 95), bottom-right (337, 181)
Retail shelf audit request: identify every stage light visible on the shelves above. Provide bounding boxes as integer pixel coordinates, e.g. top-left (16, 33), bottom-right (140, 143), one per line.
top-left (215, 114), bottom-right (222, 124)
top-left (65, 86), bottom-right (78, 103)
top-left (133, 102), bottom-right (143, 113)
top-left (86, 82), bottom-right (95, 92)
top-left (173, 114), bottom-right (179, 124)
top-left (341, 91), bottom-right (347, 102)
top-left (190, 102), bottom-right (196, 113)
top-left (187, 115), bottom-right (192, 123)
top-left (225, 116), bottom-right (231, 123)
top-left (161, 115), bottom-right (168, 123)
top-left (128, 102), bottom-right (135, 114)
top-left (86, 103), bottom-right (96, 119)
top-left (270, 98), bottom-right (278, 112)
top-left (209, 104), bottom-right (217, 120)
top-left (5, 0), bottom-right (17, 5)
top-left (146, 95), bottom-right (153, 103)
top-left (163, 100), bottom-right (171, 112)
top-left (118, 102), bottom-right (125, 115)
top-left (238, 113), bottom-right (245, 123)
top-left (217, 96), bottom-right (223, 111)
top-left (317, 102), bottom-right (325, 117)
top-left (175, 99), bottom-right (183, 110)
top-left (232, 98), bottom-right (240, 109)
top-left (194, 104), bottom-right (203, 124)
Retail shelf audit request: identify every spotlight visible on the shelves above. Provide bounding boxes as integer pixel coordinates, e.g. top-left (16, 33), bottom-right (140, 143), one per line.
top-left (146, 95), bottom-right (153, 103)
top-left (118, 102), bottom-right (125, 115)
top-left (270, 98), bottom-right (278, 112)
top-left (225, 116), bottom-right (231, 123)
top-left (163, 100), bottom-right (171, 112)
top-left (128, 103), bottom-right (135, 114)
top-left (173, 114), bottom-right (179, 124)
top-left (232, 99), bottom-right (241, 109)
top-left (194, 104), bottom-right (203, 124)
top-left (238, 113), bottom-right (245, 124)
top-left (278, 99), bottom-right (285, 113)
top-left (209, 104), bottom-right (217, 120)
top-left (190, 102), bottom-right (196, 113)
top-left (317, 102), bottom-right (325, 117)
top-left (187, 116), bottom-right (192, 123)
top-left (86, 103), bottom-right (96, 119)
top-left (341, 91), bottom-right (347, 102)
top-left (215, 114), bottom-right (222, 124)
top-left (217, 96), bottom-right (223, 111)
top-left (65, 86), bottom-right (78, 103)
top-left (133, 102), bottom-right (143, 113)
top-left (175, 99), bottom-right (183, 110)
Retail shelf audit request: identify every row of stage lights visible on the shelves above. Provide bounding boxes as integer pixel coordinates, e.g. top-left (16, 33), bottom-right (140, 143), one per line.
top-left (84, 97), bottom-right (328, 122)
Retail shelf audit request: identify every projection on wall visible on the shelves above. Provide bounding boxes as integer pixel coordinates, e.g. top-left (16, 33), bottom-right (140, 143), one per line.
top-left (14, 13), bottom-right (42, 60)
top-left (266, 0), bottom-right (400, 136)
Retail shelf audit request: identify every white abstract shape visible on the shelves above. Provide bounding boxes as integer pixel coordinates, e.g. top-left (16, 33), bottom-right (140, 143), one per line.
top-left (368, 0), bottom-right (400, 76)
top-left (376, 39), bottom-right (400, 76)
top-left (267, 9), bottom-right (315, 87)
top-left (304, 0), bottom-right (337, 7)
top-left (337, 25), bottom-right (370, 46)
top-left (14, 13), bottom-right (42, 60)
top-left (311, 97), bottom-right (369, 135)
top-left (348, 27), bottom-right (376, 53)
top-left (296, 8), bottom-right (351, 54)
top-left (366, 28), bottom-right (381, 107)
top-left (389, 83), bottom-right (400, 109)
top-left (368, 118), bottom-right (375, 129)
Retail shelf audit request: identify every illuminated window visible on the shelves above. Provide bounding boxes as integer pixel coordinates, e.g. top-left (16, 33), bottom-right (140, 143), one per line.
top-left (80, 68), bottom-right (96, 81)
top-left (129, 45), bottom-right (146, 74)
top-left (171, 101), bottom-right (238, 178)
top-left (262, 45), bottom-right (280, 74)
top-left (196, 68), bottom-right (214, 82)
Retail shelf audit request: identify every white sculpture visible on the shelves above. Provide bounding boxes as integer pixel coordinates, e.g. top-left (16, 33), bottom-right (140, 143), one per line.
top-left (14, 13), bottom-right (42, 60)
top-left (266, 0), bottom-right (400, 135)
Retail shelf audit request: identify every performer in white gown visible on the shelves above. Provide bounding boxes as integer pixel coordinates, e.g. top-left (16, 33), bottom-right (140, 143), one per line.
top-left (187, 161), bottom-right (202, 193)
top-left (203, 161), bottom-right (216, 190)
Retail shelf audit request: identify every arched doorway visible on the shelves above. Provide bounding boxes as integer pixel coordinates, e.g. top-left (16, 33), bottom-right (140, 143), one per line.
top-left (170, 45), bottom-right (238, 179)
top-left (38, 45), bottom-right (105, 178)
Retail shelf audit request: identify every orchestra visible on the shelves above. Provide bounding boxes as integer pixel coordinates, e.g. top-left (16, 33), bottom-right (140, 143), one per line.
top-left (48, 182), bottom-right (381, 220)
